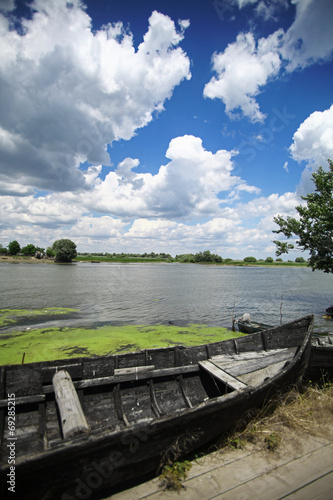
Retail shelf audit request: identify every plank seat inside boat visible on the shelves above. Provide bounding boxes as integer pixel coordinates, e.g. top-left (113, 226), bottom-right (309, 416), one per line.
top-left (209, 347), bottom-right (297, 387)
top-left (210, 347), bottom-right (297, 376)
top-left (198, 360), bottom-right (247, 391)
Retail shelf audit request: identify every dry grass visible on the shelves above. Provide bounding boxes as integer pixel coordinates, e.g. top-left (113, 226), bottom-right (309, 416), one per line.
top-left (157, 381), bottom-right (333, 491)
top-left (221, 381), bottom-right (333, 453)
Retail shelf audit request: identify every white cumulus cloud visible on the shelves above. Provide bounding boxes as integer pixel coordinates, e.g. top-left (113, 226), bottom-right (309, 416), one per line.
top-left (80, 135), bottom-right (260, 219)
top-left (281, 0), bottom-right (333, 71)
top-left (0, 1), bottom-right (191, 193)
top-left (290, 105), bottom-right (333, 166)
top-left (204, 0), bottom-right (333, 122)
top-left (290, 104), bottom-right (333, 194)
top-left (203, 31), bottom-right (282, 123)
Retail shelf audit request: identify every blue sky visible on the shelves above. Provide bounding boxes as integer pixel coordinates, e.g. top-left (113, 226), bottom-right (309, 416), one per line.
top-left (0, 0), bottom-right (332, 258)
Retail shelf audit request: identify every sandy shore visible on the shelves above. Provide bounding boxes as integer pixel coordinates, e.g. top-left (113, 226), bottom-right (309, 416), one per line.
top-left (0, 255), bottom-right (54, 264)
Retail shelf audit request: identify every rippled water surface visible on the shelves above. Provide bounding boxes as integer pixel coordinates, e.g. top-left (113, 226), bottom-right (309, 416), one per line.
top-left (1, 262), bottom-right (333, 332)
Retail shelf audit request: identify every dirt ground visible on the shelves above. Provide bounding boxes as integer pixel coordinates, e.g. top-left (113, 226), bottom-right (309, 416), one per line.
top-left (0, 255), bottom-right (54, 263)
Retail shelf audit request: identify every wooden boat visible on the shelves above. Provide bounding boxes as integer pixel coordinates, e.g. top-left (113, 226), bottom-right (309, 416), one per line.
top-left (236, 319), bottom-right (273, 334)
top-left (0, 315), bottom-right (313, 500)
top-left (306, 333), bottom-right (333, 380)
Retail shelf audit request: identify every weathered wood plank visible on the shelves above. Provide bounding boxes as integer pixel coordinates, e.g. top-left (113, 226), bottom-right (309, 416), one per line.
top-left (282, 470), bottom-right (333, 499)
top-left (238, 360), bottom-right (288, 386)
top-left (113, 384), bottom-right (129, 426)
top-left (38, 401), bottom-right (47, 449)
top-left (149, 379), bottom-right (162, 417)
top-left (114, 365), bottom-right (155, 377)
top-left (211, 348), bottom-right (293, 363)
top-left (43, 364), bottom-right (200, 393)
top-left (0, 394), bottom-right (46, 408)
top-left (145, 347), bottom-right (176, 369)
top-left (53, 370), bottom-right (89, 439)
top-left (198, 361), bottom-right (247, 391)
top-left (82, 356), bottom-right (115, 379)
top-left (236, 335), bottom-right (264, 352)
top-left (42, 363), bottom-right (82, 383)
top-left (6, 366), bottom-right (43, 396)
top-left (0, 367), bottom-right (5, 448)
top-left (213, 349), bottom-right (294, 377)
top-left (217, 443), bottom-right (333, 500)
top-left (178, 375), bottom-right (193, 408)
top-left (117, 351), bottom-right (146, 369)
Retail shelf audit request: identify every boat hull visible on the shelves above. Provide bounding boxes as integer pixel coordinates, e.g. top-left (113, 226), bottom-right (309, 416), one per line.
top-left (237, 321), bottom-right (273, 334)
top-left (0, 315), bottom-right (313, 499)
top-left (306, 334), bottom-right (333, 380)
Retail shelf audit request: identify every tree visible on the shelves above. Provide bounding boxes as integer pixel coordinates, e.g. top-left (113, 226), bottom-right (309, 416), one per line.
top-left (46, 247), bottom-right (55, 257)
top-left (244, 256), bottom-right (257, 263)
top-left (52, 239), bottom-right (77, 262)
top-left (273, 160), bottom-right (333, 273)
top-left (21, 244), bottom-right (36, 256)
top-left (8, 240), bottom-right (20, 255)
top-left (265, 257), bottom-right (274, 263)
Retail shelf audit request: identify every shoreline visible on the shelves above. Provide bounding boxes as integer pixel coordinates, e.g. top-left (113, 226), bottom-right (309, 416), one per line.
top-left (0, 255), bottom-right (309, 268)
top-left (0, 255), bottom-right (54, 264)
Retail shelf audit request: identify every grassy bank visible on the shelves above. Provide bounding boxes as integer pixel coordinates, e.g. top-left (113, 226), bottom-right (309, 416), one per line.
top-left (0, 255), bottom-right (308, 268)
top-left (0, 317), bottom-right (241, 365)
top-left (75, 255), bottom-right (308, 268)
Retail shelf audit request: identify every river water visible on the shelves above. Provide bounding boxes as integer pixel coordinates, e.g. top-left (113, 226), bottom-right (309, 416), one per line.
top-left (1, 262), bottom-right (333, 333)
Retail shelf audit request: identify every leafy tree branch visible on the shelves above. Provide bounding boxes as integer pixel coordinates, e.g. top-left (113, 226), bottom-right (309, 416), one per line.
top-left (273, 160), bottom-right (333, 273)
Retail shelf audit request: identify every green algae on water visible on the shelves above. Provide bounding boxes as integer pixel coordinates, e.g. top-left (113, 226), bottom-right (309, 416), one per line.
top-left (0, 323), bottom-right (243, 365)
top-left (0, 307), bottom-right (79, 328)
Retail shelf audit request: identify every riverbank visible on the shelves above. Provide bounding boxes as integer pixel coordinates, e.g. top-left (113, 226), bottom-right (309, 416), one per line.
top-left (0, 255), bottom-right (54, 263)
top-left (0, 254), bottom-right (309, 268)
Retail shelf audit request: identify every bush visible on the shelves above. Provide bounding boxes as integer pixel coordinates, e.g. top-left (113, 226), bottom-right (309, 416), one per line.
top-left (46, 247), bottom-right (55, 258)
top-left (52, 239), bottom-right (77, 262)
top-left (295, 257), bottom-right (305, 263)
top-left (265, 257), bottom-right (274, 263)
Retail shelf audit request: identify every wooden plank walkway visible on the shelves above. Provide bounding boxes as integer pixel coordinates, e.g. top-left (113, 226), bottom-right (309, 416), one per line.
top-left (109, 429), bottom-right (333, 500)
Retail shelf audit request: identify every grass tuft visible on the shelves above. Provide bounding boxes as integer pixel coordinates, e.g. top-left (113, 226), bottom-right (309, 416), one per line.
top-left (159, 461), bottom-right (192, 491)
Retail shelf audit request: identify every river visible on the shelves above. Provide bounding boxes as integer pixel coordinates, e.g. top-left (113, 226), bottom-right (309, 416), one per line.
top-left (1, 261), bottom-right (333, 333)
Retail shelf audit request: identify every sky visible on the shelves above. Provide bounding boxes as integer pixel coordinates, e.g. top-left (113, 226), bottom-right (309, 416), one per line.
top-left (0, 0), bottom-right (333, 259)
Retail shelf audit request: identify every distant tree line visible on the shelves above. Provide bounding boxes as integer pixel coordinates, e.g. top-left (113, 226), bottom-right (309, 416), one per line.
top-left (1, 241), bottom-right (307, 265)
top-left (0, 241), bottom-right (45, 257)
top-left (1, 239), bottom-right (77, 263)
top-left (242, 256), bottom-right (306, 263)
top-left (78, 251), bottom-right (173, 260)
